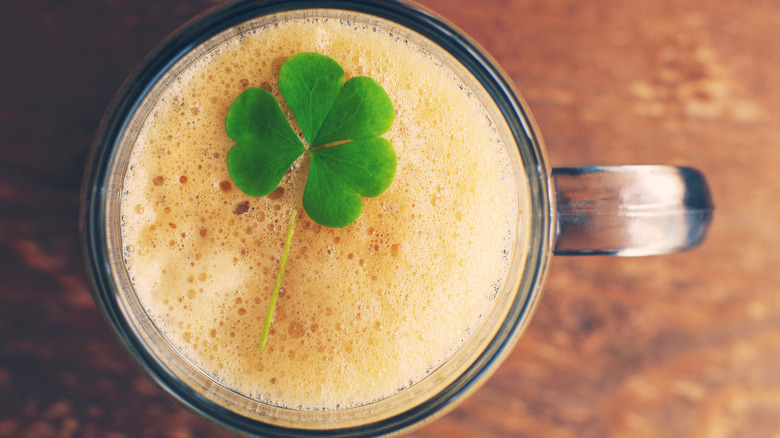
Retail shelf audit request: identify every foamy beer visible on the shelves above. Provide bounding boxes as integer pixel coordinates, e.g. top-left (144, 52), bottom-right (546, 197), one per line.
top-left (120, 15), bottom-right (520, 409)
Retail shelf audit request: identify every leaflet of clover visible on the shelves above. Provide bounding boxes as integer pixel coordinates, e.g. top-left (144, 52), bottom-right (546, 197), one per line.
top-left (225, 88), bottom-right (305, 197)
top-left (279, 52), bottom-right (397, 228)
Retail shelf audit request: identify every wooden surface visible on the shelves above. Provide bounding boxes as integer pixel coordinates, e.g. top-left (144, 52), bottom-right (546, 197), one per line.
top-left (1, 0), bottom-right (778, 436)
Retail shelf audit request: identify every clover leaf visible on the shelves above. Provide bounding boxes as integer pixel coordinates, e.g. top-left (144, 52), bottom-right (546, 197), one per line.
top-left (224, 53), bottom-right (397, 350)
top-left (225, 88), bottom-right (305, 197)
top-left (225, 52), bottom-right (396, 227)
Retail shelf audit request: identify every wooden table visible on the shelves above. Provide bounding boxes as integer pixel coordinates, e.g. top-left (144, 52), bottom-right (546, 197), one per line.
top-left (1, 1), bottom-right (778, 436)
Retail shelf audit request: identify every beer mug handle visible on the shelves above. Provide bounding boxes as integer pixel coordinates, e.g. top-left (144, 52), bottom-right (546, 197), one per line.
top-left (552, 165), bottom-right (713, 256)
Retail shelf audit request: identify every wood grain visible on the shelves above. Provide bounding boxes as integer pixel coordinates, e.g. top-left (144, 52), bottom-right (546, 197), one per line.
top-left (1, 0), bottom-right (778, 437)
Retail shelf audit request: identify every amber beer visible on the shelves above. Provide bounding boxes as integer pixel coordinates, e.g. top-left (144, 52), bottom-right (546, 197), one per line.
top-left (120, 14), bottom-right (522, 410)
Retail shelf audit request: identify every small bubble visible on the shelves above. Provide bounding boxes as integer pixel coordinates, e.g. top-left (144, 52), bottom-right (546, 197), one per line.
top-left (219, 180), bottom-right (232, 192)
top-left (153, 176), bottom-right (164, 186)
top-left (287, 322), bottom-right (305, 339)
top-left (179, 175), bottom-right (188, 183)
top-left (234, 201), bottom-right (250, 215)
top-left (268, 186), bottom-right (285, 200)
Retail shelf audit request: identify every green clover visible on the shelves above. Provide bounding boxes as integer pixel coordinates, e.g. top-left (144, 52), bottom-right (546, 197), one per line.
top-left (224, 53), bottom-right (396, 350)
top-left (225, 52), bottom-right (396, 228)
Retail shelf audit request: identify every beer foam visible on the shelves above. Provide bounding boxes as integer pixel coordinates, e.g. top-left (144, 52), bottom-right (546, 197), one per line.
top-left (121, 15), bottom-right (520, 409)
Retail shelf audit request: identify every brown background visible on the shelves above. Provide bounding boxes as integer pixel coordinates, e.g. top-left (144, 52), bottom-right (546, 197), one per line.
top-left (1, 0), bottom-right (779, 437)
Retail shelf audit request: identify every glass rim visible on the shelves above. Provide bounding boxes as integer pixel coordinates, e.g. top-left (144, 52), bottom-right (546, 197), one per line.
top-left (80, 0), bottom-right (555, 436)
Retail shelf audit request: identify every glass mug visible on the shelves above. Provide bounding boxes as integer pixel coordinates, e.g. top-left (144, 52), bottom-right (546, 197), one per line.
top-left (80, 0), bottom-right (713, 436)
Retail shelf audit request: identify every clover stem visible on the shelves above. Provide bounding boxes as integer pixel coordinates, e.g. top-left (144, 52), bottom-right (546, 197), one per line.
top-left (259, 205), bottom-right (297, 351)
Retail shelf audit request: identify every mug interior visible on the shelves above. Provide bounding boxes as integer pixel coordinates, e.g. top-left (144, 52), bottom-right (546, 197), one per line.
top-left (81, 1), bottom-right (554, 436)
